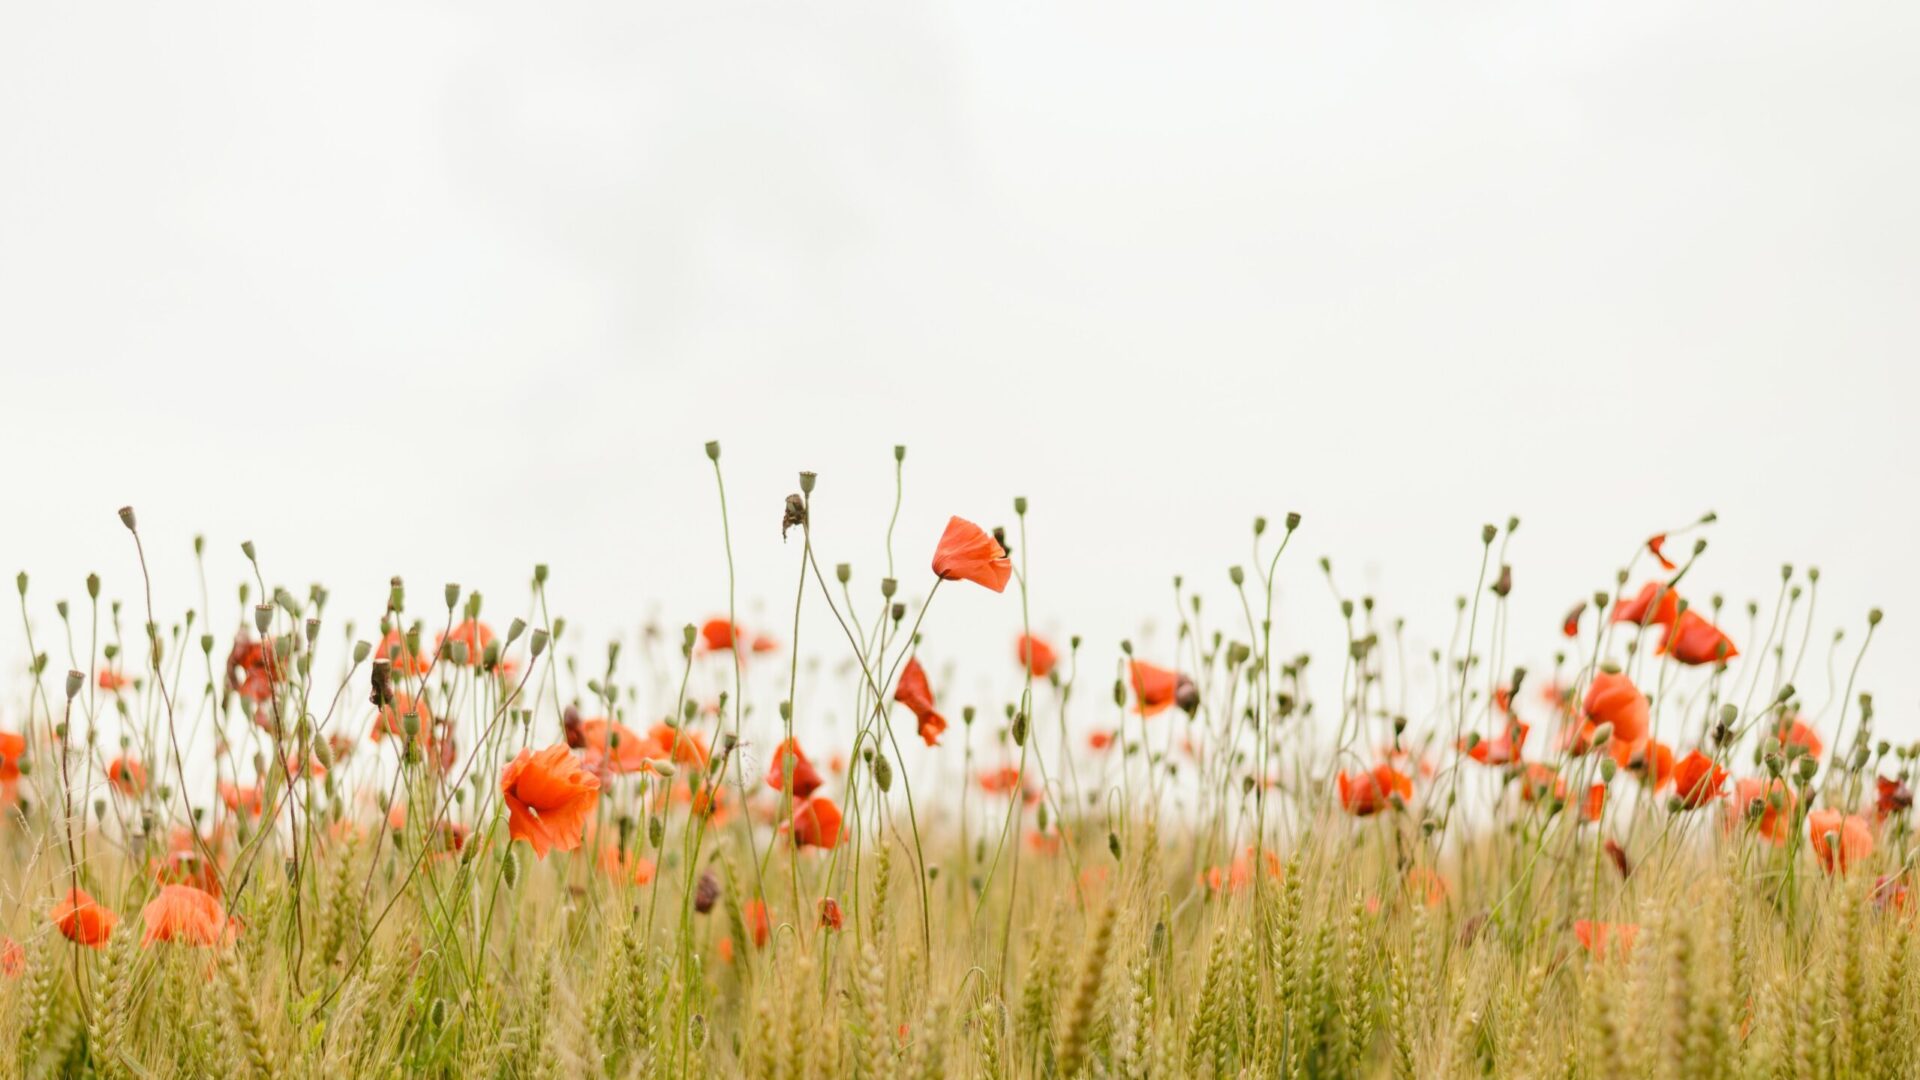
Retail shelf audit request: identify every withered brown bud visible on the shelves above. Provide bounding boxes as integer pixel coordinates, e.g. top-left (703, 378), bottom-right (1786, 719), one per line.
top-left (1175, 675), bottom-right (1200, 716)
top-left (694, 870), bottom-right (720, 914)
top-left (782, 493), bottom-right (807, 539)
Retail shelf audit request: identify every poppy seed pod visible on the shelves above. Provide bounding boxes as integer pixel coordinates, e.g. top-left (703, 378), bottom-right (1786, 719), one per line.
top-left (65, 670), bottom-right (83, 699)
top-left (241, 540), bottom-right (257, 562)
top-left (798, 471), bottom-right (816, 494)
top-left (893, 444), bottom-right (905, 462)
top-left (704, 441), bottom-right (721, 461)
top-left (444, 583), bottom-right (461, 610)
top-left (835, 563), bottom-right (851, 584)
top-left (254, 605), bottom-right (272, 635)
top-left (118, 506), bottom-right (137, 531)
top-left (1014, 496), bottom-right (1028, 515)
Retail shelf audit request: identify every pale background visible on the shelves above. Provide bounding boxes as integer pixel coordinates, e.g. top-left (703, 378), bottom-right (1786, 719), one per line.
top-left (2, 3), bottom-right (1916, 750)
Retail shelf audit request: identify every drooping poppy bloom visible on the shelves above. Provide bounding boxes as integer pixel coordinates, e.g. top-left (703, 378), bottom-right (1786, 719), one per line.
top-left (818, 896), bottom-right (845, 931)
top-left (785, 797), bottom-right (843, 850)
top-left (765, 739), bottom-right (823, 799)
top-left (894, 656), bottom-right (946, 747)
top-left (647, 723), bottom-right (711, 770)
top-left (1728, 777), bottom-right (1796, 845)
top-left (140, 884), bottom-right (227, 947)
top-left (218, 782), bottom-right (263, 817)
top-left (106, 756), bottom-right (147, 797)
top-left (1574, 919), bottom-right (1638, 959)
top-left (1875, 775), bottom-right (1913, 823)
top-left (1462, 720), bottom-right (1529, 766)
top-left (96, 668), bottom-right (130, 693)
top-left (931, 516), bottom-right (1012, 592)
top-left (1646, 534), bottom-right (1676, 572)
top-left (374, 627), bottom-right (429, 676)
top-left (579, 719), bottom-right (652, 775)
top-left (500, 744), bottom-right (602, 859)
top-left (743, 899), bottom-right (771, 948)
top-left (1583, 672), bottom-right (1650, 748)
top-left (1562, 603), bottom-right (1584, 638)
top-left (1808, 808), bottom-right (1874, 874)
top-left (1671, 750), bottom-right (1728, 809)
top-left (1336, 764), bottom-right (1413, 817)
top-left (1660, 610), bottom-right (1739, 666)
top-left (436, 620), bottom-right (494, 666)
top-left (1612, 582), bottom-right (1681, 630)
top-left (1017, 635), bottom-right (1058, 680)
top-left (1129, 661), bottom-right (1179, 717)
top-left (51, 888), bottom-right (116, 947)
top-left (1768, 716), bottom-right (1823, 760)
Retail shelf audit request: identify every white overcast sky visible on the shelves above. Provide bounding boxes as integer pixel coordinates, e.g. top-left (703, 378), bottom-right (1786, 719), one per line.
top-left (2, 3), bottom-right (1916, 745)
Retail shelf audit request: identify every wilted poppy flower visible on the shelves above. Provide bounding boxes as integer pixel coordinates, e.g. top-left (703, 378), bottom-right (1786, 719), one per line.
top-left (1337, 764), bottom-right (1413, 816)
top-left (1462, 720), bottom-right (1528, 766)
top-left (1728, 777), bottom-right (1796, 845)
top-left (218, 782), bottom-right (262, 817)
top-left (1017, 635), bottom-right (1058, 679)
top-left (1646, 534), bottom-right (1676, 572)
top-left (931, 517), bottom-right (1012, 592)
top-left (96, 668), bottom-right (130, 693)
top-left (785, 797), bottom-right (843, 850)
top-left (51, 888), bottom-right (116, 947)
top-left (1612, 582), bottom-right (1681, 630)
top-left (436, 620), bottom-right (494, 666)
top-left (1583, 672), bottom-right (1650, 748)
top-left (224, 636), bottom-right (282, 703)
top-left (894, 657), bottom-right (947, 747)
top-left (579, 719), bottom-right (652, 775)
top-left (500, 744), bottom-right (602, 859)
top-left (818, 897), bottom-right (844, 931)
top-left (375, 627), bottom-right (429, 676)
top-left (1875, 775), bottom-right (1913, 823)
top-left (140, 884), bottom-right (227, 947)
top-left (106, 756), bottom-right (146, 797)
top-left (1808, 808), bottom-right (1874, 874)
top-left (1574, 919), bottom-right (1638, 959)
top-left (0, 937), bottom-right (21, 979)
top-left (765, 739), bottom-right (823, 799)
top-left (1660, 610), bottom-right (1738, 666)
top-left (743, 899), bottom-right (771, 948)
top-left (1128, 661), bottom-right (1179, 717)
top-left (1671, 751), bottom-right (1728, 809)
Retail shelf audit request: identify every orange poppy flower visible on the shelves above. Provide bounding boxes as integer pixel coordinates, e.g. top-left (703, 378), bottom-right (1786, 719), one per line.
top-left (106, 756), bottom-right (147, 797)
top-left (0, 731), bottom-right (23, 783)
top-left (1628, 739), bottom-right (1676, 791)
top-left (1671, 751), bottom-right (1728, 809)
top-left (1875, 775), bottom-right (1913, 823)
top-left (579, 719), bottom-right (652, 775)
top-left (1769, 717), bottom-right (1822, 760)
top-left (436, 620), bottom-right (494, 666)
top-left (140, 884), bottom-right (227, 947)
top-left (597, 845), bottom-right (657, 886)
top-left (0, 937), bottom-right (22, 979)
top-left (1406, 867), bottom-right (1449, 908)
top-left (1128, 661), bottom-right (1179, 718)
top-left (931, 516), bottom-right (1012, 593)
top-left (1660, 610), bottom-right (1738, 666)
top-left (1026, 829), bottom-right (1062, 855)
top-left (375, 627), bottom-right (429, 676)
top-left (1646, 534), bottom-right (1676, 572)
top-left (1519, 764), bottom-right (1604, 821)
top-left (1017, 635), bottom-right (1058, 679)
top-left (647, 724), bottom-right (711, 771)
top-left (151, 849), bottom-right (221, 896)
top-left (51, 888), bottom-right (117, 947)
top-left (1336, 764), bottom-right (1413, 817)
top-left (765, 739), bottom-right (823, 799)
top-left (785, 797), bottom-right (843, 850)
top-left (1582, 672), bottom-right (1650, 747)
top-left (818, 897), bottom-right (844, 931)
top-left (219, 781), bottom-right (263, 817)
top-left (1087, 730), bottom-right (1116, 752)
top-left (371, 691), bottom-right (435, 743)
top-left (224, 636), bottom-right (282, 703)
top-left (1562, 603), bottom-right (1584, 638)
top-left (977, 765), bottom-right (1037, 803)
top-left (743, 898), bottom-right (771, 948)
top-left (699, 618), bottom-right (742, 652)
top-left (1574, 919), bottom-right (1638, 959)
top-left (1872, 874), bottom-right (1910, 913)
top-left (894, 656), bottom-right (947, 747)
top-left (96, 668), bottom-right (130, 693)
top-left (500, 744), bottom-right (601, 859)
top-left (1808, 808), bottom-right (1874, 874)
top-left (1612, 582), bottom-right (1681, 630)
top-left (1728, 777), bottom-right (1796, 845)
top-left (1462, 720), bottom-right (1528, 765)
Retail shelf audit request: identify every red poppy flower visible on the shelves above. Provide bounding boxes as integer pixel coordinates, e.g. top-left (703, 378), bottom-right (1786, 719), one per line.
top-left (699, 619), bottom-right (741, 652)
top-left (647, 724), bottom-right (711, 770)
top-left (106, 756), bottom-right (146, 797)
top-left (1872, 874), bottom-right (1910, 913)
top-left (1629, 740), bottom-right (1676, 791)
top-left (1519, 764), bottom-right (1604, 821)
top-left (785, 797), bottom-right (843, 850)
top-left (765, 739), bottom-right (823, 799)
top-left (1875, 775), bottom-right (1912, 823)
top-left (375, 627), bottom-right (429, 676)
top-left (1017, 635), bottom-right (1058, 679)
top-left (51, 888), bottom-right (116, 947)
top-left (0, 732), bottom-right (23, 783)
top-left (500, 744), bottom-right (602, 859)
top-left (1808, 808), bottom-right (1874, 874)
top-left (1128, 661), bottom-right (1179, 718)
top-left (818, 897), bottom-right (844, 931)
top-left (1728, 777), bottom-right (1796, 845)
top-left (1337, 764), bottom-right (1413, 816)
top-left (894, 656), bottom-right (947, 747)
top-left (596, 844), bottom-right (657, 886)
top-left (1612, 582), bottom-right (1681, 630)
top-left (978, 766), bottom-right (1029, 799)
top-left (1087, 730), bottom-right (1116, 752)
top-left (579, 719), bottom-right (652, 775)
top-left (371, 690), bottom-right (435, 743)
top-left (1671, 751), bottom-right (1728, 809)
top-left (140, 884), bottom-right (227, 947)
top-left (1562, 603), bottom-right (1584, 638)
top-left (1646, 534), bottom-right (1676, 572)
top-left (1462, 720), bottom-right (1528, 766)
top-left (225, 636), bottom-right (283, 703)
top-left (0, 937), bottom-right (22, 979)
top-left (97, 668), bottom-right (130, 693)
top-left (1769, 717), bottom-right (1823, 760)
top-left (1574, 919), bottom-right (1638, 959)
top-left (1406, 867), bottom-right (1449, 908)
top-left (436, 620), bottom-right (494, 666)
top-left (150, 849), bottom-right (221, 896)
top-left (743, 899), bottom-right (771, 948)
top-left (931, 517), bottom-right (1011, 592)
top-left (219, 782), bottom-right (262, 817)
top-left (1582, 672), bottom-right (1650, 747)
top-left (1660, 610), bottom-right (1739, 666)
